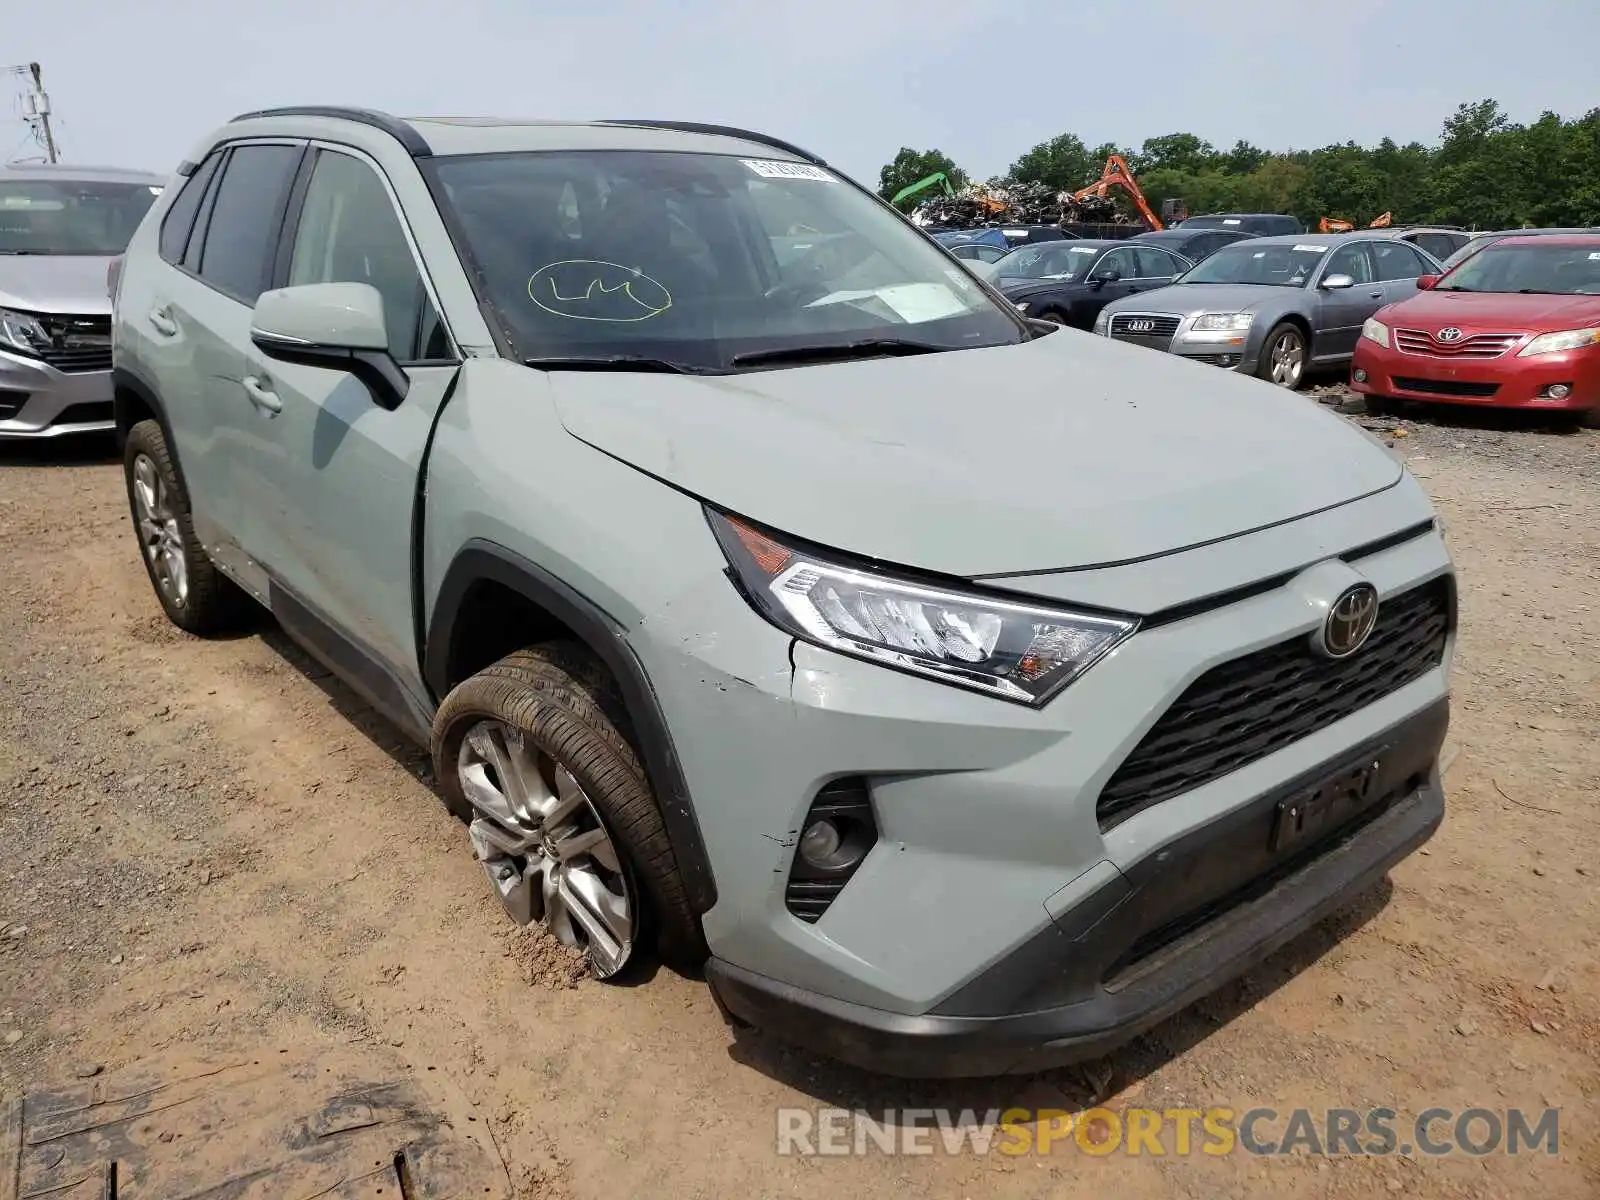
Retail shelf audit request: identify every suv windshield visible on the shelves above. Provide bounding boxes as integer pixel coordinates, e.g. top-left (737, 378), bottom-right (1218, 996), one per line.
top-left (1177, 242), bottom-right (1325, 287)
top-left (993, 243), bottom-right (1102, 282)
top-left (0, 178), bottom-right (160, 255)
top-left (430, 151), bottom-right (1025, 370)
top-left (1438, 243), bottom-right (1600, 295)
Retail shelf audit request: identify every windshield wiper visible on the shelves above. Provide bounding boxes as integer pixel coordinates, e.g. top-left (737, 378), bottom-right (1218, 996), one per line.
top-left (729, 338), bottom-right (947, 369)
top-left (523, 354), bottom-right (709, 375)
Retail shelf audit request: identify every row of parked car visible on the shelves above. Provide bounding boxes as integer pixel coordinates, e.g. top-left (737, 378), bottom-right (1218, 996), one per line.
top-left (946, 213), bottom-right (1600, 424)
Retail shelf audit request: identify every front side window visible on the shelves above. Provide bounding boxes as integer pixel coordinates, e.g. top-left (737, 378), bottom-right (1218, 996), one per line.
top-left (288, 150), bottom-right (449, 362)
top-left (0, 176), bottom-right (161, 255)
top-left (159, 155), bottom-right (219, 264)
top-left (1439, 243), bottom-right (1600, 295)
top-left (430, 151), bottom-right (1024, 370)
top-left (1179, 242), bottom-right (1328, 287)
top-left (196, 144), bottom-right (302, 303)
top-left (1324, 243), bottom-right (1374, 284)
top-left (996, 243), bottom-right (1105, 282)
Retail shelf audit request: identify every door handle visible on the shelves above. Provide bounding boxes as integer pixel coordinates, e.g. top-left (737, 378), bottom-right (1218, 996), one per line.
top-left (242, 375), bottom-right (283, 415)
top-left (1368, 290), bottom-right (1385, 299)
top-left (147, 308), bottom-right (177, 336)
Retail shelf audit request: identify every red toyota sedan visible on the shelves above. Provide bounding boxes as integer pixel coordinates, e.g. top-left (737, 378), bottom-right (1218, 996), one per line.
top-left (1351, 235), bottom-right (1600, 423)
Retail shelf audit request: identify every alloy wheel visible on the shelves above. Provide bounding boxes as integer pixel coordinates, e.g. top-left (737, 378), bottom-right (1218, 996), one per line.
top-left (457, 719), bottom-right (636, 977)
top-left (131, 453), bottom-right (188, 608)
top-left (1268, 329), bottom-right (1305, 388)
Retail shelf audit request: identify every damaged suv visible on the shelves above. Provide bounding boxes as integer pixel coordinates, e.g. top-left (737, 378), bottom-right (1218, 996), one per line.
top-left (111, 108), bottom-right (1455, 1078)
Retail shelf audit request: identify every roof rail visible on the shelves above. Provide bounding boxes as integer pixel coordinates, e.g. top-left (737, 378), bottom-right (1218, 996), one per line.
top-left (597, 119), bottom-right (825, 166)
top-left (228, 106), bottom-right (432, 157)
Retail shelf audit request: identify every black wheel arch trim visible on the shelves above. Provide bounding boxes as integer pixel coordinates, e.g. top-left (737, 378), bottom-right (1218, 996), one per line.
top-left (111, 367), bottom-right (188, 483)
top-left (425, 540), bottom-right (718, 915)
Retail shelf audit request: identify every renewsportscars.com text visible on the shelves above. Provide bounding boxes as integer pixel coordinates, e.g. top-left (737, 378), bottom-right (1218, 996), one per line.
top-left (776, 1106), bottom-right (1560, 1158)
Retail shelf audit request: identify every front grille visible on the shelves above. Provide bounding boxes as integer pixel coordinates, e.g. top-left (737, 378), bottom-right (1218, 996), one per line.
top-left (1395, 328), bottom-right (1518, 359)
top-left (1109, 313), bottom-right (1181, 340)
top-left (1392, 376), bottom-right (1500, 398)
top-left (30, 313), bottom-right (113, 374)
top-left (1096, 577), bottom-right (1452, 830)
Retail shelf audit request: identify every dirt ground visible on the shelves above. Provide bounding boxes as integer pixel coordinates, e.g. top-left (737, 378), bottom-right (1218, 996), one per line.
top-left (1, 392), bottom-right (1596, 1199)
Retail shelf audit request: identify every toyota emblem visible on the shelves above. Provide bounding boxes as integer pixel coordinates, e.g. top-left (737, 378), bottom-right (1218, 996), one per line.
top-left (1128, 319), bottom-right (1155, 333)
top-left (1317, 584), bottom-right (1380, 659)
top-left (1435, 327), bottom-right (1463, 343)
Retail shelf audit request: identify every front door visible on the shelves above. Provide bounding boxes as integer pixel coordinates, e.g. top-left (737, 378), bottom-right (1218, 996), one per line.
top-left (231, 145), bottom-right (459, 704)
top-left (1312, 241), bottom-right (1379, 360)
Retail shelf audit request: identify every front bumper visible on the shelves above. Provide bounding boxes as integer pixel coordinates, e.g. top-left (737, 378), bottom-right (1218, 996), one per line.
top-left (709, 699), bottom-right (1446, 1077)
top-left (1103, 312), bottom-right (1261, 372)
top-left (1351, 338), bottom-right (1599, 411)
top-left (0, 348), bottom-right (115, 439)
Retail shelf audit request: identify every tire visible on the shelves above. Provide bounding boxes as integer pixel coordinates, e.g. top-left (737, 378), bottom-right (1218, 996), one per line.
top-left (432, 642), bottom-right (706, 973)
top-left (122, 418), bottom-right (247, 635)
top-left (1037, 309), bottom-right (1069, 325)
top-left (1257, 322), bottom-right (1308, 390)
top-left (1364, 393), bottom-right (1402, 417)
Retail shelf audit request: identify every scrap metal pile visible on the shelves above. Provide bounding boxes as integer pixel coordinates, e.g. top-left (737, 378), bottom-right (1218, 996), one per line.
top-left (910, 179), bottom-right (1139, 230)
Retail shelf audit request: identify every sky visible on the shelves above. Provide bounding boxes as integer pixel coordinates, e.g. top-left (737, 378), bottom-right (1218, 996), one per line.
top-left (7, 0), bottom-right (1600, 190)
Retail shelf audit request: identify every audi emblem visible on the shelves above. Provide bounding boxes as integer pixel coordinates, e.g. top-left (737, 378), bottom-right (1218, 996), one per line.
top-left (1316, 584), bottom-right (1380, 659)
top-left (1435, 327), bottom-right (1463, 343)
top-left (1127, 319), bottom-right (1155, 333)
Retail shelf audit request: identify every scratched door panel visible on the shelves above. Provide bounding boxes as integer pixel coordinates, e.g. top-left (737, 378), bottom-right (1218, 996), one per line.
top-left (3, 1048), bottom-right (510, 1199)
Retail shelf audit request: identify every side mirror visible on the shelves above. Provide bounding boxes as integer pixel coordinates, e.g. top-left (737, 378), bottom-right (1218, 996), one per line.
top-left (1320, 273), bottom-right (1355, 291)
top-left (1090, 267), bottom-right (1121, 287)
top-left (250, 282), bottom-right (408, 411)
top-left (1415, 274), bottom-right (1440, 291)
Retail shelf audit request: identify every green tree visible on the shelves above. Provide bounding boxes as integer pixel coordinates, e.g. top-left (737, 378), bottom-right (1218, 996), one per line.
top-left (877, 148), bottom-right (967, 209)
top-left (1006, 133), bottom-right (1095, 193)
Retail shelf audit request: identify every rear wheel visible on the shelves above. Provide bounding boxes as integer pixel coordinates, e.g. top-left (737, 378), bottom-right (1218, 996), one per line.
top-left (122, 419), bottom-right (247, 635)
top-left (1257, 323), bottom-right (1307, 390)
top-left (432, 643), bottom-right (706, 977)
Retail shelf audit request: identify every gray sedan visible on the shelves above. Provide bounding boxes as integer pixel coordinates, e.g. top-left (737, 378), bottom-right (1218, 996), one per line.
top-left (1093, 233), bottom-right (1445, 389)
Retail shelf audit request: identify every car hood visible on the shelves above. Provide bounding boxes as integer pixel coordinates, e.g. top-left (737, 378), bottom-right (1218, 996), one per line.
top-left (549, 329), bottom-right (1403, 578)
top-left (1384, 289), bottom-right (1600, 332)
top-left (1107, 282), bottom-right (1298, 316)
top-left (0, 254), bottom-right (115, 315)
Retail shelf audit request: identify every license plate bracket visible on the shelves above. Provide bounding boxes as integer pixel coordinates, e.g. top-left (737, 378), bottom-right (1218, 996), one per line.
top-left (1271, 752), bottom-right (1386, 853)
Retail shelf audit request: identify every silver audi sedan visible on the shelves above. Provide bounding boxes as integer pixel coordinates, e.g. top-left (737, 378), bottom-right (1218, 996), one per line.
top-left (1093, 232), bottom-right (1445, 389)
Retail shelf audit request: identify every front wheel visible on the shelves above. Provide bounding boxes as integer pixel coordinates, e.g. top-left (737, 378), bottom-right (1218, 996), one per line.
top-left (432, 643), bottom-right (706, 978)
top-left (1257, 323), bottom-right (1308, 390)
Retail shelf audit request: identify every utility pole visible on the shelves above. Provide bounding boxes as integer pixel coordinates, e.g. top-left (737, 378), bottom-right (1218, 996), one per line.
top-left (7, 61), bottom-right (59, 163)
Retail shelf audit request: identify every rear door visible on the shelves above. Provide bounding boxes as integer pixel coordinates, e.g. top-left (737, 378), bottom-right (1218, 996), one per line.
top-left (1372, 240), bottom-right (1439, 306)
top-left (233, 143), bottom-right (459, 696)
top-left (142, 141), bottom-right (307, 571)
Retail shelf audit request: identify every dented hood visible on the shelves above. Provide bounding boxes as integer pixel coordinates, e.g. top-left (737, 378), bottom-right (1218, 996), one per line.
top-left (549, 329), bottom-right (1403, 577)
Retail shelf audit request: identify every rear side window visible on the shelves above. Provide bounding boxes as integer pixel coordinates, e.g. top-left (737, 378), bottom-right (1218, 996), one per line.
top-left (1372, 241), bottom-right (1433, 281)
top-left (195, 144), bottom-right (303, 304)
top-left (158, 153), bottom-right (221, 264)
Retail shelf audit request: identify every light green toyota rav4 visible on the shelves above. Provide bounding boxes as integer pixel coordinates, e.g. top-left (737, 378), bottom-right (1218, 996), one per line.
top-left (110, 107), bottom-right (1456, 1078)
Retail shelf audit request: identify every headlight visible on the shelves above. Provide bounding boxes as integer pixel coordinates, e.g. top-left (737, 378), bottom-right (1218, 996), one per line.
top-left (1192, 312), bottom-right (1254, 331)
top-left (1361, 317), bottom-right (1390, 348)
top-left (1518, 327), bottom-right (1600, 357)
top-left (1092, 311), bottom-right (1110, 334)
top-left (1014, 301), bottom-right (1030, 313)
top-left (0, 307), bottom-right (50, 359)
top-left (707, 511), bottom-right (1138, 705)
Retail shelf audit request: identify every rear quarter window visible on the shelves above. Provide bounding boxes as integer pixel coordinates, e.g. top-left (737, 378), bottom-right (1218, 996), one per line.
top-left (157, 153), bottom-right (221, 264)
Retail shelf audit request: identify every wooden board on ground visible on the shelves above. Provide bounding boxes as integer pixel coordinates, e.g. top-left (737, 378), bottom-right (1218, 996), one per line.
top-left (1, 1045), bottom-right (511, 1199)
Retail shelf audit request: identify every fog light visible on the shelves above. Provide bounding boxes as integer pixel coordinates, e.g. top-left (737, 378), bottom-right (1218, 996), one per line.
top-left (1217, 355), bottom-right (1236, 367)
top-left (799, 819), bottom-right (842, 867)
top-left (1353, 368), bottom-right (1368, 383)
top-left (1542, 383), bottom-right (1572, 400)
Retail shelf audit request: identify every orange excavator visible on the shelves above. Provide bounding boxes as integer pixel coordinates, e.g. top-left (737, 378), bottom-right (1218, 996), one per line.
top-left (1066, 155), bottom-right (1170, 230)
top-left (1319, 211), bottom-right (1393, 233)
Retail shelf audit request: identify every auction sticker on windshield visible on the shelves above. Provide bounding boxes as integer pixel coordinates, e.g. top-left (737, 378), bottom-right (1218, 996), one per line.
top-left (743, 160), bottom-right (835, 182)
top-left (1070, 246), bottom-right (1098, 253)
top-left (1294, 244), bottom-right (1328, 253)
